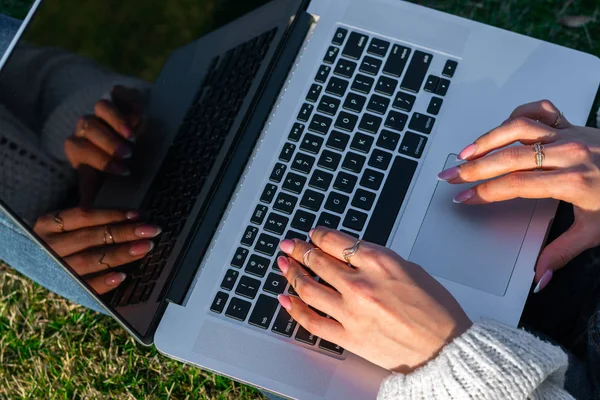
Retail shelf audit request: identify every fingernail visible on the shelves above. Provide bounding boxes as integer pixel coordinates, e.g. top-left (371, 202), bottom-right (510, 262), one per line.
top-left (105, 272), bottom-right (126, 286)
top-left (437, 166), bottom-right (460, 182)
top-left (278, 295), bottom-right (292, 311)
top-left (533, 270), bottom-right (553, 294)
top-left (125, 211), bottom-right (140, 220)
top-left (129, 240), bottom-right (154, 256)
top-left (115, 143), bottom-right (133, 159)
top-left (105, 161), bottom-right (131, 176)
top-left (122, 124), bottom-right (136, 142)
top-left (280, 239), bottom-right (295, 254)
top-left (308, 228), bottom-right (315, 238)
top-left (134, 224), bottom-right (162, 238)
top-left (457, 143), bottom-right (477, 161)
top-left (453, 189), bottom-right (474, 204)
top-left (277, 256), bottom-right (289, 274)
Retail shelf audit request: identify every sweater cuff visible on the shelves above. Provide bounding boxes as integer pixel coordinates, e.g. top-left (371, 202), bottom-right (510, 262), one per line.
top-left (378, 320), bottom-right (570, 400)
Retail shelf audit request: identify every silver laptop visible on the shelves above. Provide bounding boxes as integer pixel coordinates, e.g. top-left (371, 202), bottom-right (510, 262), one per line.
top-left (1, 0), bottom-right (599, 398)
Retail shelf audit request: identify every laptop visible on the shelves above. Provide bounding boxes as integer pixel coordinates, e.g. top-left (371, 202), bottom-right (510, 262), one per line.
top-left (1, 0), bottom-right (599, 398)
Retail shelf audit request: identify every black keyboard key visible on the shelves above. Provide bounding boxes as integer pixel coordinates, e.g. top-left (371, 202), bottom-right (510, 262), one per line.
top-left (309, 170), bottom-right (333, 191)
top-left (221, 269), bottom-right (239, 291)
top-left (272, 252), bottom-right (285, 272)
top-left (358, 113), bottom-right (382, 134)
top-left (317, 95), bottom-right (341, 116)
top-left (264, 273), bottom-right (287, 295)
top-left (343, 92), bottom-right (366, 113)
top-left (384, 111), bottom-right (408, 132)
top-left (375, 76), bottom-right (398, 96)
top-left (442, 59), bottom-right (458, 78)
top-left (343, 209), bottom-right (368, 231)
top-left (424, 75), bottom-right (439, 92)
top-left (283, 172), bottom-right (307, 194)
top-left (279, 142), bottom-right (296, 162)
top-left (250, 205), bottom-right (268, 225)
top-left (297, 103), bottom-right (314, 122)
top-left (383, 44), bottom-right (411, 77)
top-left (392, 91), bottom-right (416, 112)
top-left (260, 184), bottom-right (277, 204)
top-left (249, 294), bottom-right (279, 329)
top-left (352, 189), bottom-right (376, 211)
top-left (400, 131), bottom-right (428, 159)
top-left (435, 78), bottom-right (451, 96)
top-left (325, 191), bottom-right (349, 214)
top-left (291, 153), bottom-right (315, 175)
top-left (427, 97), bottom-right (443, 115)
top-left (316, 212), bottom-right (341, 230)
top-left (326, 130), bottom-right (350, 152)
top-left (332, 28), bottom-right (348, 46)
top-left (236, 275), bottom-right (261, 299)
top-left (350, 133), bottom-right (374, 154)
top-left (306, 84), bottom-right (323, 103)
top-left (351, 74), bottom-right (374, 94)
top-left (376, 129), bottom-right (400, 151)
top-left (363, 156), bottom-right (417, 245)
top-left (300, 189), bottom-right (325, 211)
top-left (255, 233), bottom-right (280, 256)
top-left (408, 113), bottom-right (435, 134)
top-left (246, 254), bottom-right (270, 277)
top-left (342, 152), bottom-right (366, 174)
top-left (285, 230), bottom-right (307, 241)
top-left (241, 226), bottom-right (259, 246)
top-left (274, 192), bottom-right (298, 214)
top-left (270, 163), bottom-right (287, 183)
top-left (315, 65), bottom-right (331, 84)
top-left (319, 339), bottom-right (344, 355)
top-left (300, 134), bottom-right (324, 155)
top-left (231, 247), bottom-right (250, 268)
top-left (360, 56), bottom-right (382, 75)
top-left (360, 168), bottom-right (384, 191)
top-left (225, 297), bottom-right (252, 321)
top-left (210, 291), bottom-right (228, 313)
top-left (288, 123), bottom-right (304, 142)
top-left (334, 172), bottom-right (358, 193)
top-left (295, 326), bottom-right (318, 345)
top-left (400, 50), bottom-right (433, 93)
top-left (367, 38), bottom-right (390, 57)
top-left (272, 307), bottom-right (297, 337)
top-left (323, 46), bottom-right (340, 64)
top-left (264, 212), bottom-right (289, 235)
top-left (335, 111), bottom-right (358, 132)
top-left (334, 58), bottom-right (357, 78)
top-left (292, 210), bottom-right (317, 232)
top-left (368, 149), bottom-right (392, 170)
top-left (342, 32), bottom-right (368, 60)
top-left (366, 95), bottom-right (390, 115)
top-left (309, 114), bottom-right (333, 135)
top-left (326, 77), bottom-right (349, 97)
top-left (318, 150), bottom-right (342, 171)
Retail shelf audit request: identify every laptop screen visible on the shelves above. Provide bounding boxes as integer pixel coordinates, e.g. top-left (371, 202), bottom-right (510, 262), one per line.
top-left (0, 0), bottom-right (306, 343)
top-left (0, 1), bottom-right (39, 67)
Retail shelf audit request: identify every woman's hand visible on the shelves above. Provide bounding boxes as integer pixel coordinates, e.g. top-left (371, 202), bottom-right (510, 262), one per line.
top-left (277, 228), bottom-right (472, 373)
top-left (34, 208), bottom-right (161, 294)
top-left (437, 100), bottom-right (600, 291)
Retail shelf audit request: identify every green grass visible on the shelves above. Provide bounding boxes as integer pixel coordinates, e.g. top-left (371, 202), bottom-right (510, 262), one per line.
top-left (1, 0), bottom-right (599, 399)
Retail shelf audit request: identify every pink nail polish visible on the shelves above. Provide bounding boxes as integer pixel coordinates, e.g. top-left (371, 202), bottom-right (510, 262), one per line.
top-left (280, 239), bottom-right (295, 254)
top-left (134, 224), bottom-right (162, 238)
top-left (277, 256), bottom-right (289, 274)
top-left (457, 143), bottom-right (477, 161)
top-left (278, 295), bottom-right (292, 311)
top-left (533, 270), bottom-right (553, 293)
top-left (437, 166), bottom-right (460, 182)
top-left (125, 211), bottom-right (140, 220)
top-left (308, 228), bottom-right (315, 238)
top-left (105, 272), bottom-right (126, 286)
top-left (115, 143), bottom-right (133, 159)
top-left (129, 240), bottom-right (154, 256)
top-left (105, 161), bottom-right (131, 176)
top-left (453, 189), bottom-right (474, 204)
top-left (122, 124), bottom-right (135, 140)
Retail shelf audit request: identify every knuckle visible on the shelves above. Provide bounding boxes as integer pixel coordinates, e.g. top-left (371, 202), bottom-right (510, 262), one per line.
top-left (499, 147), bottom-right (523, 168)
top-left (345, 278), bottom-right (374, 300)
top-left (319, 230), bottom-right (338, 249)
top-left (510, 116), bottom-right (534, 131)
top-left (72, 207), bottom-right (92, 221)
top-left (564, 141), bottom-right (591, 161)
top-left (539, 99), bottom-right (555, 111)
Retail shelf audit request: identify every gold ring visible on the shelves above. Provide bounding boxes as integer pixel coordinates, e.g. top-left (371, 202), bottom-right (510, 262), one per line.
top-left (533, 142), bottom-right (545, 170)
top-left (293, 273), bottom-right (311, 289)
top-left (104, 225), bottom-right (115, 245)
top-left (53, 211), bottom-right (65, 232)
top-left (302, 248), bottom-right (319, 268)
top-left (342, 240), bottom-right (363, 264)
top-left (552, 111), bottom-right (564, 128)
top-left (98, 249), bottom-right (110, 270)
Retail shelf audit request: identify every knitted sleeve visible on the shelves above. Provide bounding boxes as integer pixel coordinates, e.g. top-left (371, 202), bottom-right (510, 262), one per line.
top-left (377, 320), bottom-right (573, 400)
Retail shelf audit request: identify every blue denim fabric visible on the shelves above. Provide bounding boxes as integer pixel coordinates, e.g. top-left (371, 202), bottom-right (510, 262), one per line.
top-left (0, 14), bottom-right (21, 57)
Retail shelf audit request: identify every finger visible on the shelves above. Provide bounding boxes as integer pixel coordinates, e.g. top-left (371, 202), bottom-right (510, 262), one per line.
top-left (111, 85), bottom-right (143, 126)
top-left (35, 208), bottom-right (140, 234)
top-left (94, 99), bottom-right (136, 141)
top-left (75, 115), bottom-right (133, 159)
top-left (64, 136), bottom-right (130, 176)
top-left (457, 117), bottom-right (560, 161)
top-left (64, 240), bottom-right (154, 275)
top-left (86, 272), bottom-right (127, 295)
top-left (508, 100), bottom-right (571, 129)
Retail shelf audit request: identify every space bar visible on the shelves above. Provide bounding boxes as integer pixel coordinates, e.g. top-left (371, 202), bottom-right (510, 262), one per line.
top-left (363, 156), bottom-right (418, 246)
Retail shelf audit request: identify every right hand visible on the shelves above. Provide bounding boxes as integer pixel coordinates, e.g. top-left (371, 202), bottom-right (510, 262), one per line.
top-left (33, 208), bottom-right (161, 294)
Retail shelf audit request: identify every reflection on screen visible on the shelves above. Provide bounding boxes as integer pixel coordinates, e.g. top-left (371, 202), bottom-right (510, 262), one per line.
top-left (0, 0), bottom-right (36, 60)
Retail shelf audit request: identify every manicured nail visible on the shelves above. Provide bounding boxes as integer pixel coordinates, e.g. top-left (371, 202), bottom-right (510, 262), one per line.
top-left (453, 189), bottom-right (474, 204)
top-left (277, 256), bottom-right (289, 274)
top-left (129, 240), bottom-right (154, 256)
top-left (122, 124), bottom-right (136, 142)
top-left (437, 166), bottom-right (460, 182)
top-left (457, 143), bottom-right (477, 161)
top-left (278, 295), bottom-right (292, 311)
top-left (125, 211), bottom-right (140, 220)
top-left (308, 228), bottom-right (315, 238)
top-left (115, 143), bottom-right (133, 159)
top-left (280, 239), bottom-right (295, 254)
top-left (533, 270), bottom-right (553, 294)
top-left (134, 224), bottom-right (162, 238)
top-left (105, 272), bottom-right (126, 286)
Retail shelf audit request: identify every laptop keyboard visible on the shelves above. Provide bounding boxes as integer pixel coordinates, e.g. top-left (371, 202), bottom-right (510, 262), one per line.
top-left (209, 27), bottom-right (459, 357)
top-left (109, 28), bottom-right (278, 308)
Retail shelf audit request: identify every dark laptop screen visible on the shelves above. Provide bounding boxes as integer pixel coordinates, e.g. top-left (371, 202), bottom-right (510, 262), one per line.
top-left (0, 0), bottom-right (304, 343)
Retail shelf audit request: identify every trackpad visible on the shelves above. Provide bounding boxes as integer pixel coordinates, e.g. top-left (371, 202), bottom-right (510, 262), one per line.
top-left (408, 154), bottom-right (536, 296)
